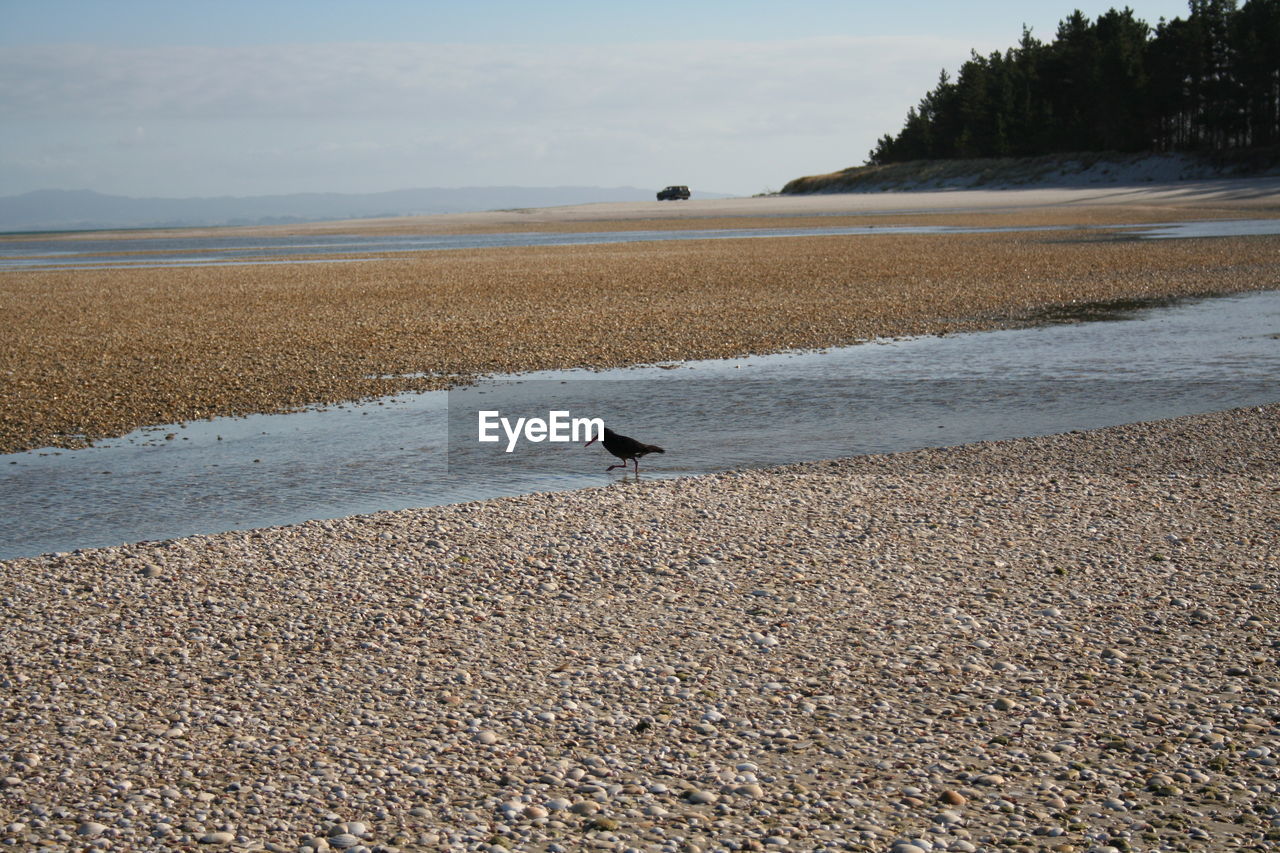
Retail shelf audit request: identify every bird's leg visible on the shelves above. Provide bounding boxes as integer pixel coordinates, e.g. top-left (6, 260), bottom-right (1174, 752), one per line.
top-left (606, 462), bottom-right (626, 471)
top-left (633, 458), bottom-right (641, 474)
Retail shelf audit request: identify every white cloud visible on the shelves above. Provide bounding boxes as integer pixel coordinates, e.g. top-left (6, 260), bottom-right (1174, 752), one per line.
top-left (0, 37), bottom-right (979, 195)
top-left (2, 38), bottom-right (966, 119)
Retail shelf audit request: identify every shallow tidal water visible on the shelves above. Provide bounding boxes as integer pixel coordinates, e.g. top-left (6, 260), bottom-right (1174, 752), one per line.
top-left (1, 290), bottom-right (1277, 560)
top-left (4, 218), bottom-right (1280, 271)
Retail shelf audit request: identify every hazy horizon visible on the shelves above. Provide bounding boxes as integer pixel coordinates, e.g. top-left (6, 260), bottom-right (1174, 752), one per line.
top-left (3, 0), bottom-right (1196, 199)
top-left (4, 184), bottom-right (712, 201)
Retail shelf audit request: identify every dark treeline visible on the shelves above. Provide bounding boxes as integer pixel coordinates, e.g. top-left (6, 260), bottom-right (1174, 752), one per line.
top-left (868, 0), bottom-right (1280, 164)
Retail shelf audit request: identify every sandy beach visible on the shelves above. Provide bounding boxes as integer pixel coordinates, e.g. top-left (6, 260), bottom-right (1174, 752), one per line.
top-left (1, 182), bottom-right (1278, 851)
top-left (3, 181), bottom-right (1279, 454)
top-left (21, 177), bottom-right (1280, 238)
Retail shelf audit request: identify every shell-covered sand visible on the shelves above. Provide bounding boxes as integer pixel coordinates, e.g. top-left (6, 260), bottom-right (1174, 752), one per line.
top-left (1, 185), bottom-right (1278, 851)
top-left (2, 185), bottom-right (1279, 454)
top-left (0, 404), bottom-right (1276, 851)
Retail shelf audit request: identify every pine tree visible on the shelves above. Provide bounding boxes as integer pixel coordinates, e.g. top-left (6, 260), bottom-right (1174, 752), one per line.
top-left (866, 1), bottom-right (1277, 164)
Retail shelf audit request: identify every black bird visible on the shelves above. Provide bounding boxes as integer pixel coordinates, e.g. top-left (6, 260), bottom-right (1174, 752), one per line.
top-left (585, 427), bottom-right (664, 473)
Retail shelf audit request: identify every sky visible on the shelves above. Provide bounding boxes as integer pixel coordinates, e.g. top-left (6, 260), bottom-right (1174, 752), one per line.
top-left (1, 0), bottom-right (1196, 199)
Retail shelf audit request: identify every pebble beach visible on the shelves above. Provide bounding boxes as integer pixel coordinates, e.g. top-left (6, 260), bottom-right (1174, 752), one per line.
top-left (2, 185), bottom-right (1279, 852)
top-left (1, 403), bottom-right (1277, 852)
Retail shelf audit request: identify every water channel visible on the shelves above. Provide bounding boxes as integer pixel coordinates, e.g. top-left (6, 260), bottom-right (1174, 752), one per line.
top-left (5, 218), bottom-right (1280, 271)
top-left (2, 289), bottom-right (1276, 560)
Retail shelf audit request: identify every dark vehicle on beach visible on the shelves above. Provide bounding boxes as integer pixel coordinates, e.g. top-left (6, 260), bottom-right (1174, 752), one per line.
top-left (657, 185), bottom-right (691, 200)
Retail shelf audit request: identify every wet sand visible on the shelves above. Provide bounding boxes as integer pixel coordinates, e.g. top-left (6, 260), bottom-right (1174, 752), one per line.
top-left (15, 177), bottom-right (1279, 239)
top-left (3, 182), bottom-right (1279, 454)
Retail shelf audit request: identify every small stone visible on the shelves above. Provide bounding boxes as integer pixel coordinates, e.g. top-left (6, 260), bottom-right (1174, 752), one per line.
top-left (940, 789), bottom-right (967, 806)
top-left (993, 697), bottom-right (1017, 711)
top-left (735, 783), bottom-right (764, 797)
top-left (588, 816), bottom-right (619, 831)
top-left (683, 789), bottom-right (717, 804)
top-left (199, 831), bottom-right (235, 845)
top-left (523, 805), bottom-right (549, 819)
top-left (78, 822), bottom-right (108, 838)
top-left (475, 730), bottom-right (498, 745)
top-left (569, 801), bottom-right (598, 816)
top-left (327, 834), bottom-right (361, 850)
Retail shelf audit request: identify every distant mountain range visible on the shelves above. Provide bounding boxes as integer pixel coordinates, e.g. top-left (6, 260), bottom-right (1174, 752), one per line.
top-left (0, 186), bottom-right (732, 232)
